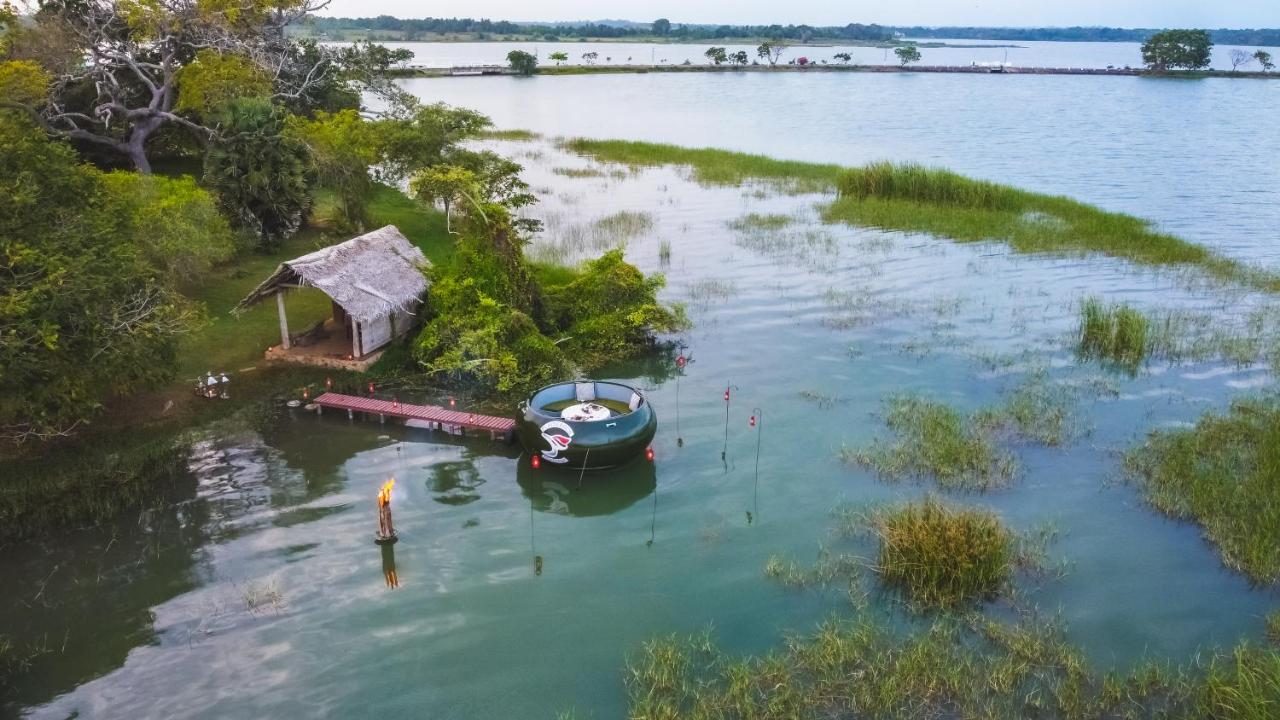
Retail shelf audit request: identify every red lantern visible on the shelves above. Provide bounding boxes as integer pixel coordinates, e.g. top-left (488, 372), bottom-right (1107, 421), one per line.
top-left (392, 396), bottom-right (400, 411)
top-left (645, 446), bottom-right (655, 462)
top-left (531, 454), bottom-right (541, 469)
top-left (724, 388), bottom-right (730, 402)
top-left (325, 377), bottom-right (333, 390)
top-left (749, 415), bottom-right (756, 427)
top-left (302, 387), bottom-right (310, 400)
top-left (449, 397), bottom-right (456, 408)
top-left (676, 354), bottom-right (686, 368)
top-left (368, 382), bottom-right (375, 396)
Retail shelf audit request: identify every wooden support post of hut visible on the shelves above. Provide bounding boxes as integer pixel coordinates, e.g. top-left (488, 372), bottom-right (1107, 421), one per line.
top-left (233, 226), bottom-right (430, 372)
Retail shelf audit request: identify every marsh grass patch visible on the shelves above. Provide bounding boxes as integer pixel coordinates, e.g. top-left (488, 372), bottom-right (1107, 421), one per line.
top-left (1125, 396), bottom-right (1280, 584)
top-left (625, 616), bottom-right (1280, 720)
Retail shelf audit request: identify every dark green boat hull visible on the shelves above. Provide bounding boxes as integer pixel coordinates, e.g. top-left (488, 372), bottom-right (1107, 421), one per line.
top-left (516, 380), bottom-right (657, 470)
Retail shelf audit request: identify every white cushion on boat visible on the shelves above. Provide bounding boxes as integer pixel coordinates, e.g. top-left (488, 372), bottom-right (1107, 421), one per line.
top-left (575, 382), bottom-right (596, 402)
top-left (628, 392), bottom-right (642, 411)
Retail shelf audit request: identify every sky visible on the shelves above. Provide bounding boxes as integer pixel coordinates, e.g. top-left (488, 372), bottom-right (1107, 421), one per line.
top-left (317, 1), bottom-right (1280, 29)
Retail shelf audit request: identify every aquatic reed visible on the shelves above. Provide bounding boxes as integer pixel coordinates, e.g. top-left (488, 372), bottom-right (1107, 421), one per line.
top-left (1077, 297), bottom-right (1150, 369)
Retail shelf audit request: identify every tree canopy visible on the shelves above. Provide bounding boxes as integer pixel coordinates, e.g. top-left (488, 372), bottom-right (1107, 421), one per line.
top-left (0, 114), bottom-right (197, 442)
top-left (1141, 29), bottom-right (1213, 71)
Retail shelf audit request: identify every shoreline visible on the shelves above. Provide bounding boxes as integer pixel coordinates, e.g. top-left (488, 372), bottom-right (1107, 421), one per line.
top-left (391, 63), bottom-right (1280, 80)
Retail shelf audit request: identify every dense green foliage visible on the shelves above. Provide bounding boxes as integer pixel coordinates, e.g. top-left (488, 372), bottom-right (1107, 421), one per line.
top-left (1126, 397), bottom-right (1280, 584)
top-left (875, 497), bottom-right (1013, 607)
top-left (894, 44), bottom-right (922, 65)
top-left (1141, 29), bottom-right (1214, 71)
top-left (543, 250), bottom-right (687, 369)
top-left (414, 216), bottom-right (683, 395)
top-left (0, 115), bottom-right (195, 442)
top-left (98, 171), bottom-right (238, 282)
top-left (203, 98), bottom-right (314, 250)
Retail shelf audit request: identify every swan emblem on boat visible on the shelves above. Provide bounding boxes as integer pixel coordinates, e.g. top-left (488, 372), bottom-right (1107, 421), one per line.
top-left (539, 420), bottom-right (574, 464)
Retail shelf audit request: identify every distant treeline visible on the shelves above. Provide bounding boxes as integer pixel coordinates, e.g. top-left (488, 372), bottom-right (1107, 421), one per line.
top-left (896, 26), bottom-right (1280, 46)
top-left (301, 16), bottom-right (894, 42)
top-left (301, 17), bottom-right (1280, 47)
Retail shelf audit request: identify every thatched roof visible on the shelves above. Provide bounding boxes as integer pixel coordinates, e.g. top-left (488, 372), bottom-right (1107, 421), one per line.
top-left (234, 225), bottom-right (430, 323)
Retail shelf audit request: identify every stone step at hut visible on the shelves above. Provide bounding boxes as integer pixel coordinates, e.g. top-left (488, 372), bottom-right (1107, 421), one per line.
top-left (234, 225), bottom-right (430, 372)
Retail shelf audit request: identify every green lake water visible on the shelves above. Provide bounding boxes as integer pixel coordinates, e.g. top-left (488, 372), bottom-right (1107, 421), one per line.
top-left (4, 73), bottom-right (1280, 718)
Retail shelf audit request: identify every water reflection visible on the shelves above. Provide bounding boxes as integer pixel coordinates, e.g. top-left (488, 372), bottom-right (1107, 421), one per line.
top-left (428, 460), bottom-right (485, 506)
top-left (516, 457), bottom-right (656, 517)
top-left (380, 544), bottom-right (400, 589)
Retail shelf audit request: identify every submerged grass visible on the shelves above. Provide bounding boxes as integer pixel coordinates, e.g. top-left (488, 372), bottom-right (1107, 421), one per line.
top-left (626, 614), bottom-right (1280, 720)
top-left (845, 395), bottom-right (1016, 491)
top-left (562, 138), bottom-right (1280, 292)
top-left (1125, 396), bottom-right (1280, 584)
top-left (847, 377), bottom-right (1078, 490)
top-left (726, 212), bottom-right (796, 232)
top-left (477, 128), bottom-right (540, 141)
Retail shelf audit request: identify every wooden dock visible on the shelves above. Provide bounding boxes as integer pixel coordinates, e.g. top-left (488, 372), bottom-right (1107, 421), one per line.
top-left (313, 392), bottom-right (516, 441)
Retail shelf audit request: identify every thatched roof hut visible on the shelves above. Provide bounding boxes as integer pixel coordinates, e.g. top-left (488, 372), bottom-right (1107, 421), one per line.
top-left (236, 226), bottom-right (430, 364)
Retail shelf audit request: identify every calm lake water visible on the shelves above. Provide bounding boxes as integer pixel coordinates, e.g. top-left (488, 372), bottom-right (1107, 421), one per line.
top-left (371, 39), bottom-right (1280, 71)
top-left (5, 72), bottom-right (1280, 718)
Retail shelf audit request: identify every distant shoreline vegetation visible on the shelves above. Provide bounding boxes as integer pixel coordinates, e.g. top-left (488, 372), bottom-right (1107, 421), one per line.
top-left (561, 138), bottom-right (1280, 293)
top-left (294, 16), bottom-right (1280, 47)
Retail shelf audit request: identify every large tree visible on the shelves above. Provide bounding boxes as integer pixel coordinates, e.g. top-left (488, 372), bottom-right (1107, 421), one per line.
top-left (1141, 29), bottom-right (1213, 71)
top-left (3, 0), bottom-right (394, 173)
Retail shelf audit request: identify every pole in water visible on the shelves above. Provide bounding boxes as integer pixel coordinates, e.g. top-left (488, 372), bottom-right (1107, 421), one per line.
top-left (749, 408), bottom-right (763, 525)
top-left (375, 478), bottom-right (397, 544)
top-left (721, 383), bottom-right (731, 461)
top-left (675, 350), bottom-right (687, 447)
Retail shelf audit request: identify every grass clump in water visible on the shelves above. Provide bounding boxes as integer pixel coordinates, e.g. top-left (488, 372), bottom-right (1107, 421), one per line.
top-left (1077, 296), bottom-right (1151, 369)
top-left (1125, 396), bottom-right (1280, 584)
top-left (591, 210), bottom-right (654, 242)
top-left (1267, 611), bottom-right (1280, 645)
top-left (874, 497), bottom-right (1013, 608)
top-left (726, 212), bottom-right (795, 232)
top-left (845, 395), bottom-right (1015, 491)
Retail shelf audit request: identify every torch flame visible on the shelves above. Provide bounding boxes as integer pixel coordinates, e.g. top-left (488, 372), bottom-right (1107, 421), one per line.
top-left (377, 478), bottom-right (395, 507)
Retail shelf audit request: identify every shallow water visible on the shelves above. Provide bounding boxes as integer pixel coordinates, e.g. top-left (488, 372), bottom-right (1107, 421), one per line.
top-left (5, 76), bottom-right (1280, 718)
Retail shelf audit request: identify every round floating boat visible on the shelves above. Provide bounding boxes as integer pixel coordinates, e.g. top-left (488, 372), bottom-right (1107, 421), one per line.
top-left (516, 380), bottom-right (657, 470)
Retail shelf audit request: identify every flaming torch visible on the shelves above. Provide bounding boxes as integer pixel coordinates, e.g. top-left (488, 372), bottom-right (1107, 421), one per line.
top-left (375, 478), bottom-right (398, 545)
